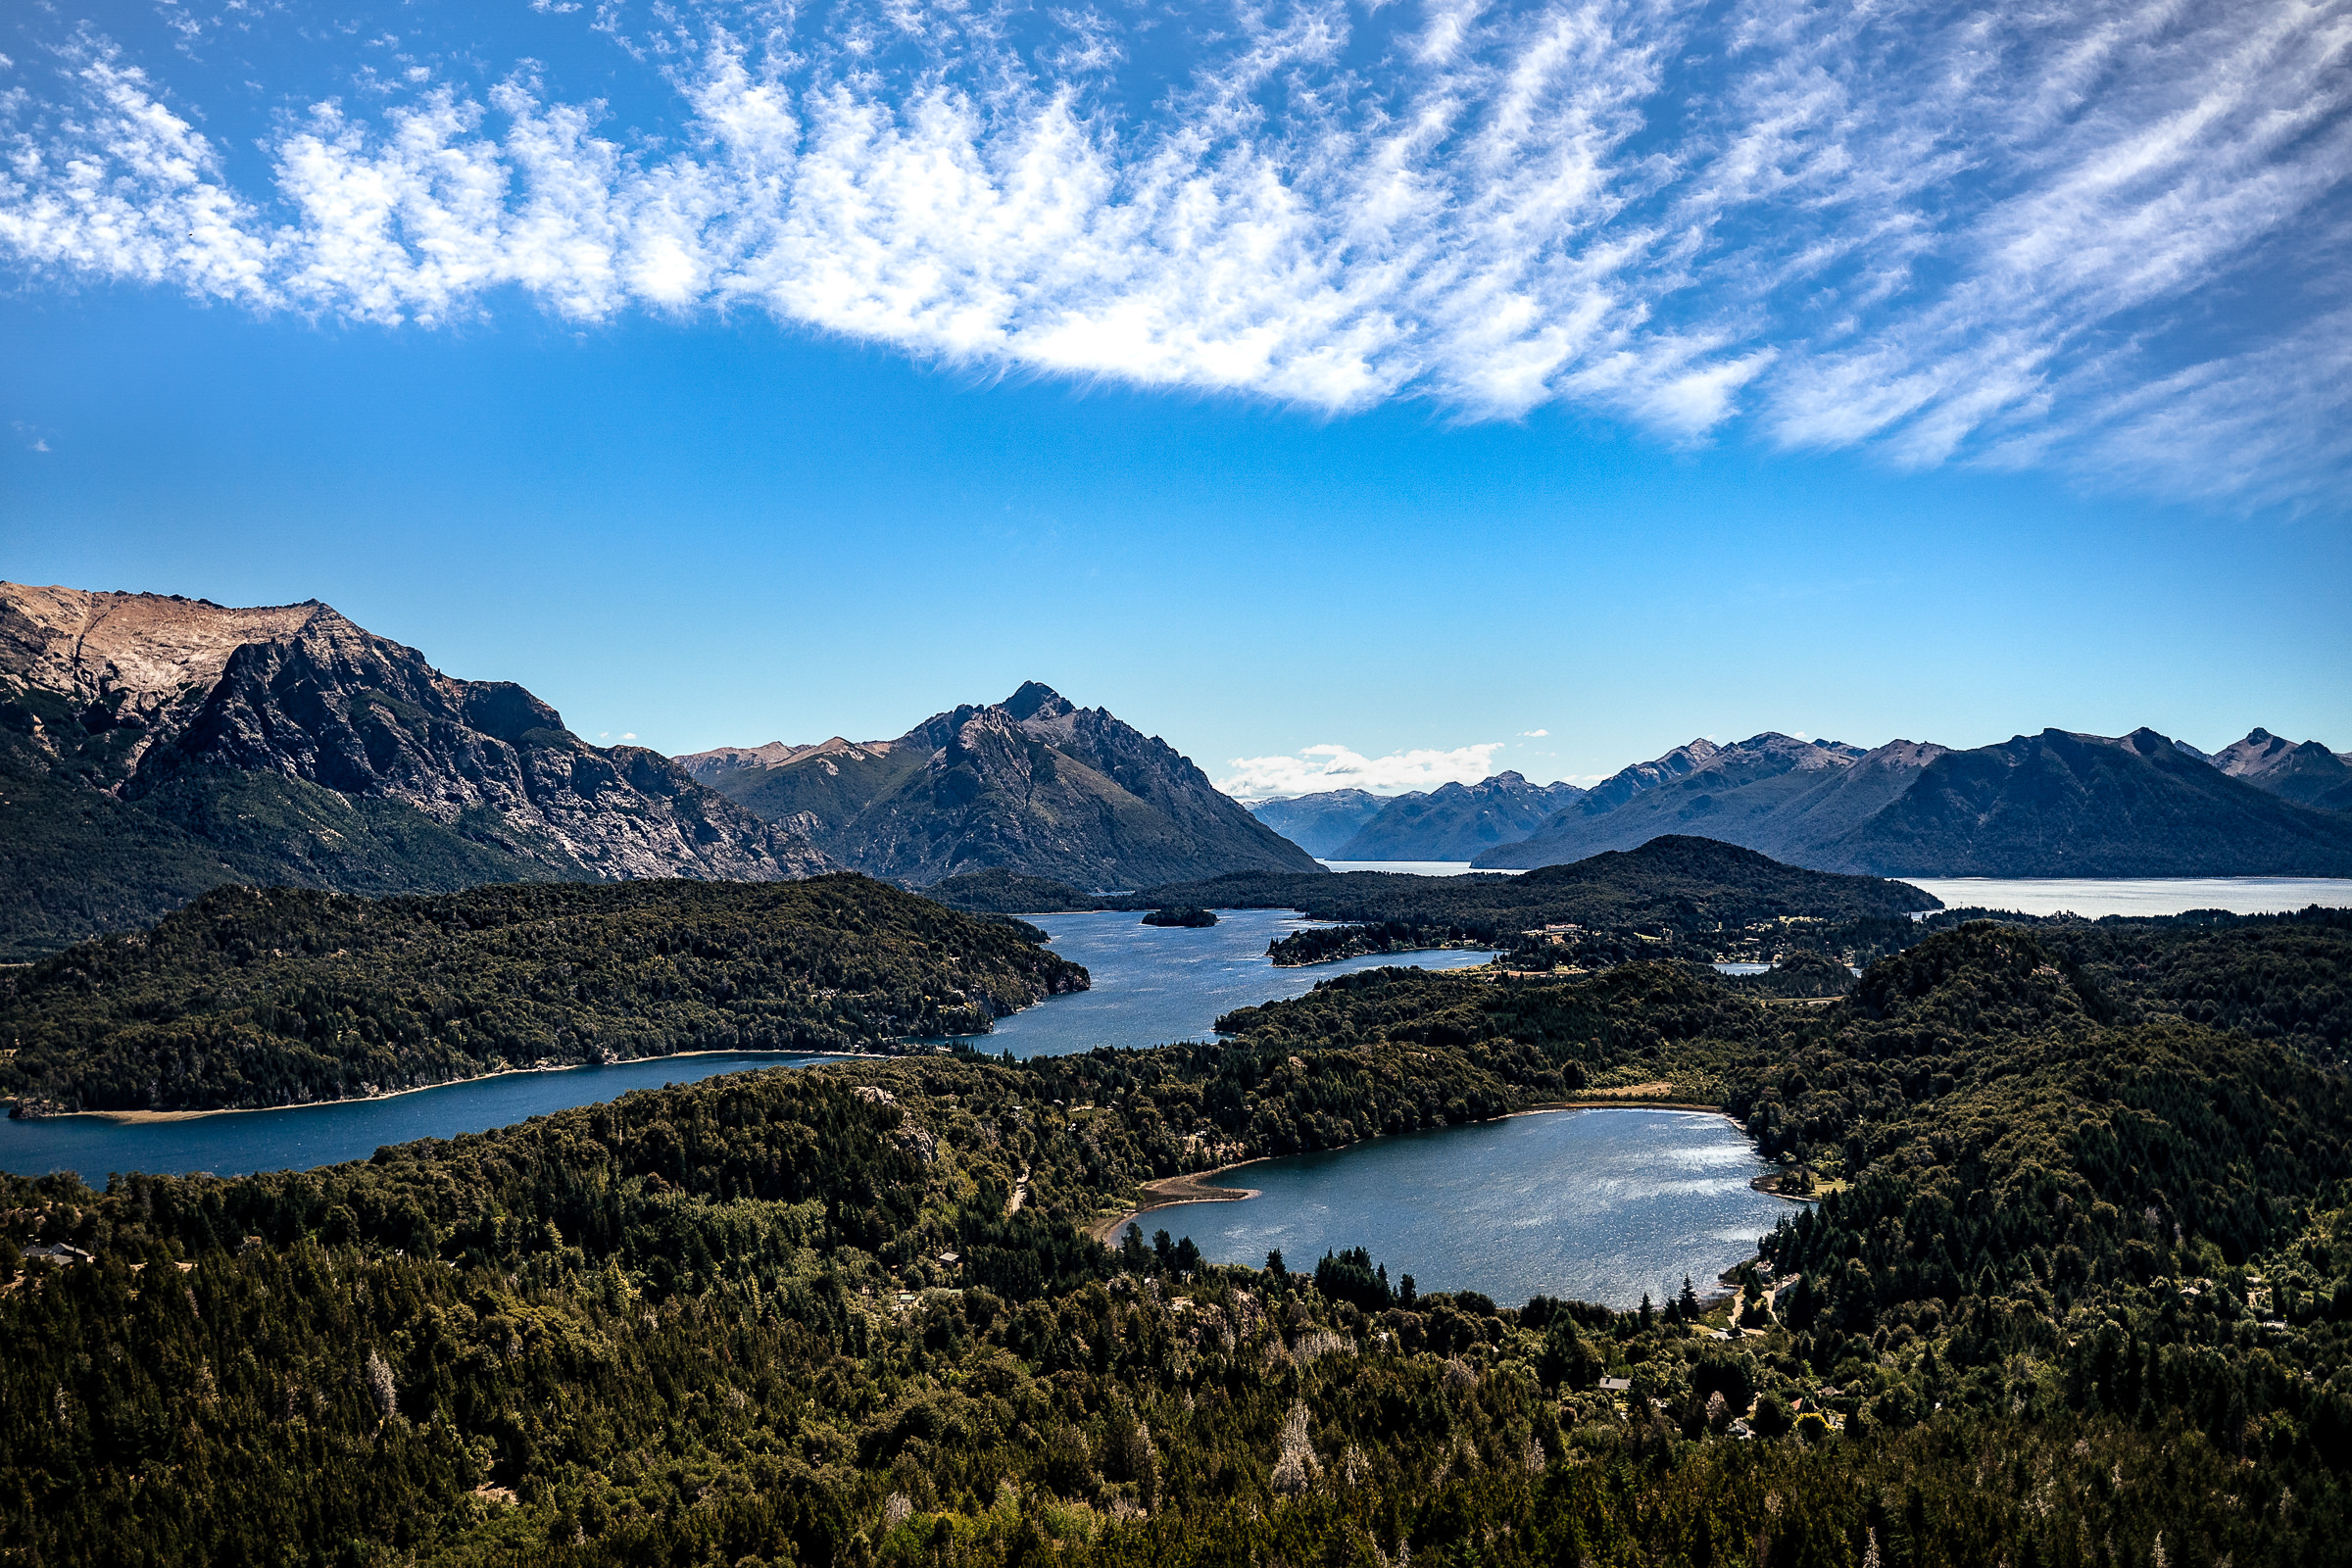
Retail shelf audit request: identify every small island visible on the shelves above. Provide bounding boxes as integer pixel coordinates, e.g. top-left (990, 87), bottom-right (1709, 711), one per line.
top-left (1141, 906), bottom-right (1219, 928)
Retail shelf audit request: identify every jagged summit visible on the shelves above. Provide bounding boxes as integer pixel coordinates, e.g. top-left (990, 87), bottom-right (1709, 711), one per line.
top-left (686, 682), bottom-right (1321, 889)
top-left (2213, 727), bottom-right (2352, 812)
top-left (1000, 680), bottom-right (1072, 723)
top-left (0, 581), bottom-right (829, 957)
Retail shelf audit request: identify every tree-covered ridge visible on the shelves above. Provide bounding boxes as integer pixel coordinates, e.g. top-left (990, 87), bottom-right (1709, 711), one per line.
top-left (1264, 920), bottom-right (1494, 967)
top-left (1125, 836), bottom-right (1937, 948)
top-left (3, 914), bottom-right (2351, 1564)
top-left (0, 876), bottom-right (1087, 1114)
top-left (2034, 911), bottom-right (2352, 1067)
top-left (922, 869), bottom-right (1107, 914)
top-left (1719, 949), bottom-right (1856, 998)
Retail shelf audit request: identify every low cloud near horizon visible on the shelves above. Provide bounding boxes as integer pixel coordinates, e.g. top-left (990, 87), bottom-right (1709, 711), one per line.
top-left (1219, 742), bottom-right (1507, 801)
top-left (4, 0), bottom-right (2347, 504)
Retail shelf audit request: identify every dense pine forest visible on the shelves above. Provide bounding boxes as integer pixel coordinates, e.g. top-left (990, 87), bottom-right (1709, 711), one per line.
top-left (0, 877), bottom-right (1087, 1114)
top-left (4, 908), bottom-right (2350, 1564)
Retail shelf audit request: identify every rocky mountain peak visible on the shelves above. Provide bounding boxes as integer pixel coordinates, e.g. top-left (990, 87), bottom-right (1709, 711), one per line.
top-left (690, 681), bottom-right (1320, 887)
top-left (1001, 681), bottom-right (1072, 723)
top-left (0, 582), bottom-right (831, 956)
top-left (0, 583), bottom-right (322, 708)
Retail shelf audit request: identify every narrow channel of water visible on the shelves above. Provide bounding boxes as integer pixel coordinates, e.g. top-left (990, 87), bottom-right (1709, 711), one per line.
top-left (0, 1054), bottom-right (832, 1189)
top-left (947, 908), bottom-right (1495, 1059)
top-left (1145, 1107), bottom-right (1794, 1310)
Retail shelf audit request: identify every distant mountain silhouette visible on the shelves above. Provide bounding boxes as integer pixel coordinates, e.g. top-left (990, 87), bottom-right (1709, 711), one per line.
top-left (1331, 772), bottom-right (1586, 860)
top-left (2214, 728), bottom-right (2352, 814)
top-left (1473, 726), bottom-right (2352, 877)
top-left (1475, 733), bottom-right (1875, 867)
top-left (679, 683), bottom-right (1322, 889)
top-left (1246, 789), bottom-right (1390, 858)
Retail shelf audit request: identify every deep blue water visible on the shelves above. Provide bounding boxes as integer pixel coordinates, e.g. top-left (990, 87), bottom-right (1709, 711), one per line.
top-left (947, 908), bottom-right (1495, 1059)
top-left (0, 909), bottom-right (1493, 1186)
top-left (1144, 1108), bottom-right (1796, 1309)
top-left (0, 1054), bottom-right (831, 1189)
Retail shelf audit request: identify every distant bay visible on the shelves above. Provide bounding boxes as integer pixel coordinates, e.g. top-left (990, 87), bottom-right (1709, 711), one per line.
top-left (947, 908), bottom-right (1495, 1059)
top-left (1315, 860), bottom-right (1528, 876)
top-left (1907, 876), bottom-right (2352, 918)
top-left (1147, 1107), bottom-right (1793, 1310)
top-left (1316, 860), bottom-right (2352, 918)
top-left (0, 1053), bottom-right (832, 1190)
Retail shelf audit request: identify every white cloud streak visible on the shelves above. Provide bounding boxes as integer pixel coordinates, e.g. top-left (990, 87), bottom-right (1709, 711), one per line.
top-left (2, 0), bottom-right (2348, 500)
top-left (1217, 742), bottom-right (1507, 800)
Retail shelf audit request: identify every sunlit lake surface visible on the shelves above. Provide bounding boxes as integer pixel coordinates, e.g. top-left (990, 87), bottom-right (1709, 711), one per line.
top-left (1315, 860), bottom-right (1528, 876)
top-left (949, 908), bottom-right (1495, 1059)
top-left (0, 1053), bottom-right (831, 1189)
top-left (1147, 1107), bottom-right (1795, 1310)
top-left (1908, 876), bottom-right (2352, 918)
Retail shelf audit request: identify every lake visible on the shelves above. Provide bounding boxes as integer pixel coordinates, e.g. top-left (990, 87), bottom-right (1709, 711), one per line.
top-left (1146, 1107), bottom-right (1793, 1310)
top-left (1907, 876), bottom-right (2352, 918)
top-left (0, 1053), bottom-right (833, 1190)
top-left (1316, 860), bottom-right (1527, 876)
top-left (946, 908), bottom-right (1496, 1059)
top-left (1, 909), bottom-right (1494, 1186)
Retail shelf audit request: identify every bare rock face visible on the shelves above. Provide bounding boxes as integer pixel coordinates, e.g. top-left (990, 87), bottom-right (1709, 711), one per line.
top-left (0, 582), bottom-right (829, 955)
top-left (674, 736), bottom-right (899, 787)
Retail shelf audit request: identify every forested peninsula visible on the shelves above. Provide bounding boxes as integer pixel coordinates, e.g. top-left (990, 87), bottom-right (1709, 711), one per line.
top-left (5, 909), bottom-right (2351, 1564)
top-left (0, 877), bottom-right (1087, 1115)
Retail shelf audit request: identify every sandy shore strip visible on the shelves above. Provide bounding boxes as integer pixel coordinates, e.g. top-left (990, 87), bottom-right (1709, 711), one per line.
top-left (12, 1050), bottom-right (882, 1125)
top-left (1086, 1163), bottom-right (1265, 1246)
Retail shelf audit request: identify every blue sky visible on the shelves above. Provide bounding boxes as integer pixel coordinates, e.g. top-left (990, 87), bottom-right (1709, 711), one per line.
top-left (2, 0), bottom-right (2347, 794)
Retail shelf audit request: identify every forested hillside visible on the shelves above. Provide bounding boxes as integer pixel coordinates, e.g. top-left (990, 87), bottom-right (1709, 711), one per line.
top-left (4, 912), bottom-right (2349, 1564)
top-left (0, 877), bottom-right (1087, 1114)
top-left (1136, 835), bottom-right (1936, 950)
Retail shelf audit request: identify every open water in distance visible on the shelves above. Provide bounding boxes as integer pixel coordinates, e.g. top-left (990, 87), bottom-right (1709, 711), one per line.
top-left (1148, 1108), bottom-right (1793, 1310)
top-left (1907, 877), bottom-right (2352, 918)
top-left (0, 1053), bottom-right (832, 1190)
top-left (1315, 860), bottom-right (1526, 876)
top-left (949, 908), bottom-right (1496, 1060)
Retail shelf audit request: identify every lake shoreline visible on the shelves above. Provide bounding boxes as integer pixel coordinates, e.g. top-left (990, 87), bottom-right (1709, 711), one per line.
top-left (1088, 1101), bottom-right (1759, 1245)
top-left (9, 1048), bottom-right (879, 1126)
top-left (1087, 1161), bottom-right (1269, 1244)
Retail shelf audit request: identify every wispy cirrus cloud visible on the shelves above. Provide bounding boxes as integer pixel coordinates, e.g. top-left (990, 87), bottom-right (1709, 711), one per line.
top-left (1, 0), bottom-right (2347, 502)
top-left (1217, 742), bottom-right (1507, 800)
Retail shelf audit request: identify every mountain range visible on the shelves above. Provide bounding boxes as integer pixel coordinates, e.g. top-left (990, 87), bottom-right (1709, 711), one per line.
top-left (2214, 728), bottom-right (2352, 813)
top-left (677, 682), bottom-right (1320, 889)
top-left (1467, 726), bottom-right (2352, 877)
top-left (1250, 773), bottom-right (1587, 859)
top-left (0, 583), bottom-right (828, 959)
top-left (1244, 789), bottom-right (1386, 857)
